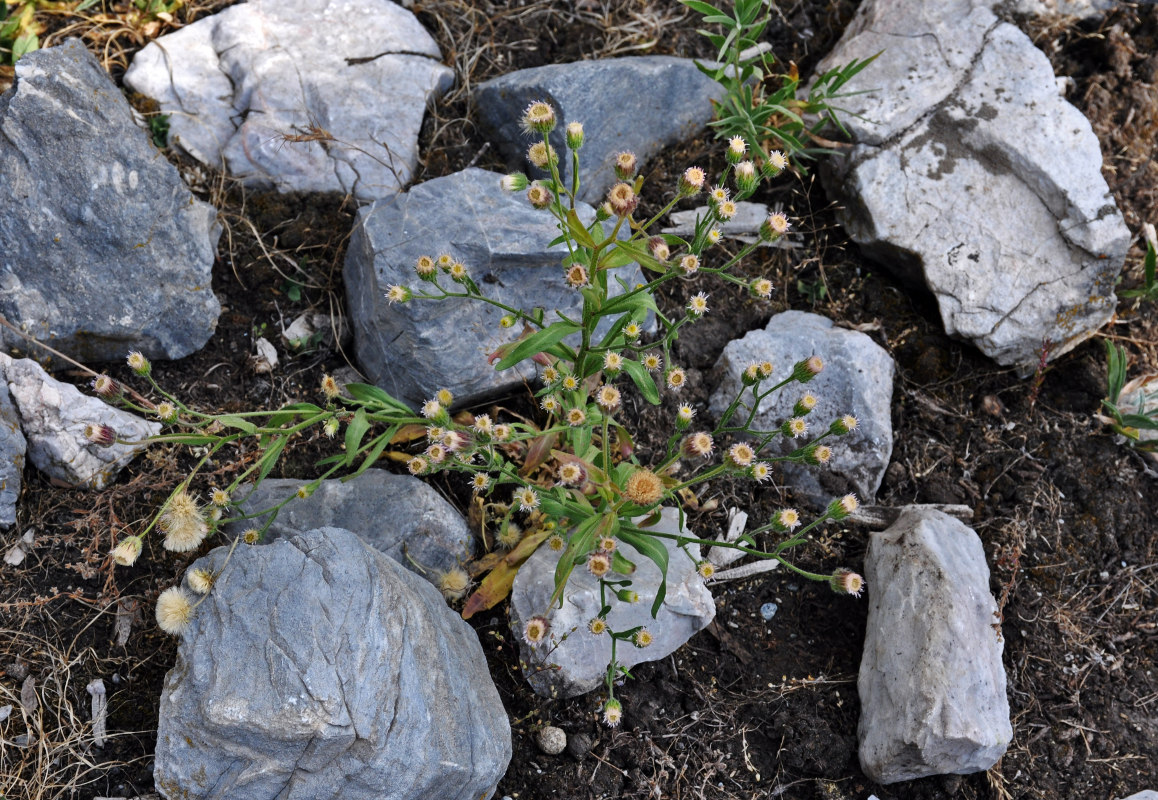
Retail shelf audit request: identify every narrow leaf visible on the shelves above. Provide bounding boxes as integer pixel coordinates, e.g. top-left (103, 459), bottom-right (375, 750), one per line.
top-left (495, 322), bottom-right (581, 371)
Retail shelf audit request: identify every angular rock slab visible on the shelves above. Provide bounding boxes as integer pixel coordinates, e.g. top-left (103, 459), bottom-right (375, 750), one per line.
top-left (227, 470), bottom-right (475, 586)
top-left (816, 0), bottom-right (1130, 373)
top-left (0, 380), bottom-right (26, 528)
top-left (510, 508), bottom-right (716, 699)
top-left (0, 355), bottom-right (159, 490)
top-left (708, 310), bottom-right (894, 501)
top-left (0, 39), bottom-right (221, 363)
top-left (155, 527), bottom-right (510, 800)
top-left (344, 167), bottom-right (646, 409)
top-left (475, 57), bottom-right (724, 204)
top-left (858, 507), bottom-right (1011, 784)
top-left (124, 0), bottom-right (453, 203)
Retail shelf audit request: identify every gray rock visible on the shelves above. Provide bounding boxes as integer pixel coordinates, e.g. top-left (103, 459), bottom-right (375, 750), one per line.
top-left (816, 0), bottom-right (1130, 373)
top-left (0, 39), bottom-right (221, 363)
top-left (708, 310), bottom-right (894, 501)
top-left (510, 507), bottom-right (715, 699)
top-left (0, 355), bottom-right (159, 490)
top-left (858, 507), bottom-right (1012, 784)
top-left (1117, 792), bottom-right (1158, 800)
top-left (0, 380), bottom-right (26, 528)
top-left (344, 167), bottom-right (647, 409)
top-left (1011, 0), bottom-right (1114, 18)
top-left (227, 470), bottom-right (475, 586)
top-left (155, 526), bottom-right (510, 800)
top-left (475, 57), bottom-right (724, 204)
top-left (124, 0), bottom-right (453, 202)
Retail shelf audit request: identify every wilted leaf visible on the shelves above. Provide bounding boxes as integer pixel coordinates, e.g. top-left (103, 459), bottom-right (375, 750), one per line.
top-left (461, 530), bottom-right (549, 619)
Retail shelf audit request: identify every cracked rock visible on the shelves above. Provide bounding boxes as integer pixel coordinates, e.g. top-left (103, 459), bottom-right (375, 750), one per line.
top-left (155, 526), bottom-right (510, 800)
top-left (475, 57), bottom-right (724, 204)
top-left (509, 508), bottom-right (715, 699)
top-left (708, 311), bottom-right (895, 502)
top-left (344, 167), bottom-right (647, 410)
top-left (124, 0), bottom-right (454, 202)
top-left (815, 0), bottom-right (1130, 373)
top-left (0, 39), bottom-right (221, 363)
top-left (858, 507), bottom-right (1012, 783)
top-left (0, 355), bottom-right (158, 490)
top-left (0, 379), bottom-right (26, 528)
top-left (226, 470), bottom-right (475, 588)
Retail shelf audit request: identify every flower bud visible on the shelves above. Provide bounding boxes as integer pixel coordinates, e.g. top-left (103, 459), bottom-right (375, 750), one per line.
top-left (648, 236), bottom-right (670, 263)
top-left (734, 160), bottom-right (758, 194)
top-left (678, 166), bottom-right (706, 196)
top-left (614, 588), bottom-right (639, 603)
top-left (792, 356), bottom-right (824, 383)
top-left (84, 423), bottom-right (117, 447)
top-left (749, 277), bottom-right (774, 299)
top-left (830, 414), bottom-right (859, 435)
top-left (527, 141), bottom-right (558, 169)
top-left (793, 395), bottom-right (818, 417)
top-left (415, 255), bottom-right (437, 280)
top-left (596, 202), bottom-right (613, 222)
top-left (566, 121), bottom-right (585, 150)
top-left (500, 172), bottom-right (528, 192)
top-left (603, 697), bottom-right (623, 727)
top-left (741, 362), bottom-right (761, 386)
top-left (830, 568), bottom-right (865, 597)
top-left (759, 211), bottom-right (792, 242)
top-left (526, 182), bottom-right (552, 209)
top-left (726, 136), bottom-right (747, 164)
top-left (765, 149), bottom-right (789, 176)
top-left (607, 182), bottom-right (638, 217)
top-left (385, 285), bottom-right (411, 304)
top-left (827, 493), bottom-right (859, 520)
top-left (613, 150), bottom-right (637, 180)
top-left (521, 101), bottom-right (557, 135)
top-left (91, 374), bottom-right (122, 399)
top-left (111, 536), bottom-right (142, 566)
top-left (126, 350), bottom-right (151, 376)
top-left (500, 314), bottom-right (517, 329)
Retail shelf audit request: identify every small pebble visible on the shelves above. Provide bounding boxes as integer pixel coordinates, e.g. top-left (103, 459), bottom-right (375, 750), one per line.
top-left (566, 732), bottom-right (594, 761)
top-left (759, 602), bottom-right (778, 621)
top-left (536, 725), bottom-right (567, 755)
top-left (786, 582), bottom-right (800, 591)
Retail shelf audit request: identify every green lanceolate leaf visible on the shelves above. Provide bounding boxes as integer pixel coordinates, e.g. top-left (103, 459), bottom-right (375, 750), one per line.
top-left (217, 415), bottom-right (257, 435)
top-left (549, 514), bottom-right (612, 609)
top-left (495, 322), bottom-right (581, 371)
top-left (617, 527), bottom-right (669, 618)
top-left (348, 427), bottom-right (397, 479)
top-left (566, 209), bottom-right (597, 248)
top-left (256, 436), bottom-right (288, 484)
top-left (345, 382), bottom-right (413, 414)
top-left (343, 408), bottom-right (370, 466)
top-left (622, 358), bottom-right (661, 405)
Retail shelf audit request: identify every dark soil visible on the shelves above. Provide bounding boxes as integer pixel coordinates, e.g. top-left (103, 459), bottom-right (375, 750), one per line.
top-left (1, 2), bottom-right (1156, 800)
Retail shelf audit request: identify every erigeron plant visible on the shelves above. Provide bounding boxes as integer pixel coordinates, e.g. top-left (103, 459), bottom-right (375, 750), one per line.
top-left (97, 100), bottom-right (866, 729)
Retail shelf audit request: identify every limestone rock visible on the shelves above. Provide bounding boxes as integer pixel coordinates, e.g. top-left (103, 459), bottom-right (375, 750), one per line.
top-left (228, 470), bottom-right (475, 587)
top-left (155, 527), bottom-right (510, 800)
top-left (708, 310), bottom-right (894, 501)
top-left (509, 508), bottom-right (715, 699)
top-left (475, 57), bottom-right (724, 204)
top-left (0, 39), bottom-right (220, 363)
top-left (858, 507), bottom-right (1012, 783)
top-left (0, 355), bottom-right (158, 490)
top-left (124, 0), bottom-right (453, 202)
top-left (0, 380), bottom-right (26, 527)
top-left (816, 0), bottom-right (1130, 373)
top-left (344, 167), bottom-right (647, 409)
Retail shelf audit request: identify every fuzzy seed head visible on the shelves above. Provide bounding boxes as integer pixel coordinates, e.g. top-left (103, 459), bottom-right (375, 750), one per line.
top-left (156, 587), bottom-right (195, 635)
top-left (648, 236), bottom-right (670, 263)
top-left (438, 566), bottom-right (472, 601)
top-left (111, 536), bottom-right (142, 567)
top-left (161, 490), bottom-right (208, 553)
top-left (527, 182), bottom-right (552, 209)
top-left (566, 407), bottom-right (587, 427)
top-left (408, 456), bottom-right (429, 476)
top-left (614, 150), bottom-right (638, 180)
top-left (186, 568), bottom-right (214, 594)
top-left (624, 468), bottom-right (664, 507)
top-left (497, 523), bottom-right (523, 549)
top-left (426, 444), bottom-right (448, 464)
top-left (547, 533), bottom-right (566, 551)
